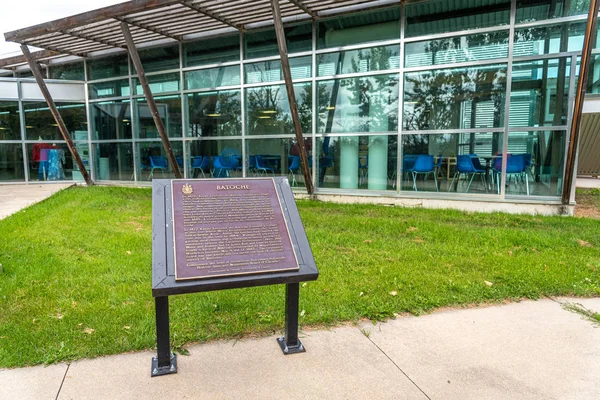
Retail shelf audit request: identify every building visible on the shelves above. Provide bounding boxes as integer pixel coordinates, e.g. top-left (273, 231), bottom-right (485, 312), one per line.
top-left (0, 0), bottom-right (598, 214)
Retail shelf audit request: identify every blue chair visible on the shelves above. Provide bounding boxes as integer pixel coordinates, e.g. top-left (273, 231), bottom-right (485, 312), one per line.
top-left (248, 155), bottom-right (258, 176)
top-left (255, 155), bottom-right (275, 176)
top-left (405, 155), bottom-right (437, 191)
top-left (450, 155), bottom-right (487, 193)
top-left (192, 156), bottom-right (210, 178)
top-left (149, 155), bottom-right (168, 179)
top-left (211, 156), bottom-right (233, 177)
top-left (493, 154), bottom-right (529, 195)
top-left (288, 156), bottom-right (301, 186)
top-left (358, 156), bottom-right (368, 185)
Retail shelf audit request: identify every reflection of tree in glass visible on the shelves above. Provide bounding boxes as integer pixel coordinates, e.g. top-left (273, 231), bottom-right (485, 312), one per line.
top-left (403, 65), bottom-right (506, 131)
top-left (323, 46), bottom-right (399, 133)
top-left (419, 31), bottom-right (508, 65)
top-left (247, 84), bottom-right (311, 135)
top-left (187, 91), bottom-right (241, 137)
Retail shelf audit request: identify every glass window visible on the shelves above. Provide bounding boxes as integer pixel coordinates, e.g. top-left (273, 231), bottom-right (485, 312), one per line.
top-left (516, 0), bottom-right (590, 23)
top-left (0, 143), bottom-right (24, 181)
top-left (405, 0), bottom-right (510, 38)
top-left (405, 32), bottom-right (509, 68)
top-left (15, 69), bottom-right (34, 78)
top-left (184, 35), bottom-right (240, 67)
top-left (136, 95), bottom-right (182, 138)
top-left (403, 64), bottom-right (507, 131)
top-left (505, 130), bottom-right (565, 197)
top-left (510, 58), bottom-right (571, 127)
top-left (317, 9), bottom-right (400, 49)
top-left (514, 22), bottom-right (585, 57)
top-left (245, 23), bottom-right (312, 59)
top-left (318, 74), bottom-right (399, 134)
top-left (402, 132), bottom-right (504, 193)
top-left (187, 90), bottom-right (241, 137)
top-left (318, 45), bottom-right (400, 76)
top-left (0, 101), bottom-right (21, 141)
top-left (185, 66), bottom-right (241, 90)
top-left (246, 83), bottom-right (312, 135)
top-left (587, 55), bottom-right (600, 94)
top-left (90, 101), bottom-right (132, 140)
top-left (246, 138), bottom-right (309, 188)
top-left (87, 54), bottom-right (129, 81)
top-left (27, 142), bottom-right (84, 181)
top-left (137, 141), bottom-right (183, 181)
top-left (89, 79), bottom-right (130, 100)
top-left (316, 135), bottom-right (397, 191)
top-left (49, 62), bottom-right (84, 80)
top-left (186, 139), bottom-right (242, 179)
top-left (138, 44), bottom-right (180, 73)
top-left (23, 102), bottom-right (87, 141)
top-left (245, 56), bottom-right (311, 84)
top-left (94, 143), bottom-right (133, 181)
top-left (133, 72), bottom-right (180, 95)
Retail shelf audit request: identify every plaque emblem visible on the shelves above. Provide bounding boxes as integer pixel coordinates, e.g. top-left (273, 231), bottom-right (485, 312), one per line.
top-left (182, 183), bottom-right (193, 195)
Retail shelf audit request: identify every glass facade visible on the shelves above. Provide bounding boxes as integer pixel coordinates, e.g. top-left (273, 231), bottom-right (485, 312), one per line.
top-left (0, 0), bottom-right (592, 203)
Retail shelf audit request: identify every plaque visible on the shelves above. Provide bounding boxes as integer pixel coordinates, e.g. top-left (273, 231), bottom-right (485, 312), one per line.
top-left (171, 178), bottom-right (300, 280)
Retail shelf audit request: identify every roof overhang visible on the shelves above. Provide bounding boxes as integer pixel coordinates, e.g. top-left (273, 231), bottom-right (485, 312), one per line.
top-left (1, 0), bottom-right (402, 69)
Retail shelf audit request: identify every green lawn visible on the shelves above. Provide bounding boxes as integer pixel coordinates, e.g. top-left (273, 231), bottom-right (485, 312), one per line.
top-left (1, 186), bottom-right (599, 368)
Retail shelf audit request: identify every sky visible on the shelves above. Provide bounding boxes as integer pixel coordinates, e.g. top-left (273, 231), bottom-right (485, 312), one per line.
top-left (0, 0), bottom-right (127, 57)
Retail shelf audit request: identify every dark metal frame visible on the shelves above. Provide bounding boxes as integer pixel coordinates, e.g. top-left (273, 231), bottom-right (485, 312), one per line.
top-left (151, 178), bottom-right (318, 376)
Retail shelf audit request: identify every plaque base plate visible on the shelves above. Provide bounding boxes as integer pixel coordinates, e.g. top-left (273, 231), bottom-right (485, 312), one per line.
top-left (151, 353), bottom-right (177, 377)
top-left (276, 337), bottom-right (306, 355)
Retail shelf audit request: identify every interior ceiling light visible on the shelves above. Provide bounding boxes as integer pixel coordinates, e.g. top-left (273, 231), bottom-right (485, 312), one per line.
top-left (258, 116), bottom-right (271, 119)
top-left (260, 110), bottom-right (278, 114)
top-left (207, 113), bottom-right (221, 117)
top-left (325, 106), bottom-right (335, 110)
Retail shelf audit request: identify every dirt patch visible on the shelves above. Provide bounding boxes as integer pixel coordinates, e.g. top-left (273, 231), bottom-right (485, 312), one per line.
top-left (575, 189), bottom-right (600, 219)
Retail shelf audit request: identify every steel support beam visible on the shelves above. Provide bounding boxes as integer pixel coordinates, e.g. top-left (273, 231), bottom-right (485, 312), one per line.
top-left (271, 0), bottom-right (314, 194)
top-left (121, 22), bottom-right (182, 179)
top-left (562, 0), bottom-right (600, 206)
top-left (21, 44), bottom-right (93, 186)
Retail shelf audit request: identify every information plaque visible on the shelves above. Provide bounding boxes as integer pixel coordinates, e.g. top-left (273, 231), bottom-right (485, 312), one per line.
top-left (171, 178), bottom-right (299, 281)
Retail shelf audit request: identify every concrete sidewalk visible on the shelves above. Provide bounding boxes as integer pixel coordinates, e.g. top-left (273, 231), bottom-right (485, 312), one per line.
top-left (0, 184), bottom-right (73, 220)
top-left (1, 297), bottom-right (599, 400)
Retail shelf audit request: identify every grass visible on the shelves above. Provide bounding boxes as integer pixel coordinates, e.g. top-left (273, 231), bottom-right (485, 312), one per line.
top-left (0, 186), bottom-right (600, 368)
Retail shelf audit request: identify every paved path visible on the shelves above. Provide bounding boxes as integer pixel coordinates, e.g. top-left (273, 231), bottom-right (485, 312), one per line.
top-left (0, 183), bottom-right (73, 220)
top-left (577, 177), bottom-right (600, 189)
top-left (1, 297), bottom-right (599, 400)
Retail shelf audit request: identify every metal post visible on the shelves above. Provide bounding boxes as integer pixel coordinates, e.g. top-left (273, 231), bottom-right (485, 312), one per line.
top-left (277, 282), bottom-right (305, 354)
top-left (562, 0), bottom-right (600, 206)
top-left (121, 22), bottom-right (182, 179)
top-left (20, 44), bottom-right (93, 186)
top-left (151, 296), bottom-right (177, 377)
top-left (270, 0), bottom-right (314, 194)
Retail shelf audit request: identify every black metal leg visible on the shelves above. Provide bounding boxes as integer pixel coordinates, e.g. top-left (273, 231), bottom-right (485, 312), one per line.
top-left (277, 283), bottom-right (305, 355)
top-left (151, 296), bottom-right (177, 377)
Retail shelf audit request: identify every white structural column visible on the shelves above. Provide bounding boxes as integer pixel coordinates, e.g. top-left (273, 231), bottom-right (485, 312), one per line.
top-left (340, 137), bottom-right (359, 188)
top-left (368, 97), bottom-right (388, 190)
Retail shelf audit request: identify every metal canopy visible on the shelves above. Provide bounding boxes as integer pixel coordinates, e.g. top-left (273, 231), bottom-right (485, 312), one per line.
top-left (1, 0), bottom-right (399, 68)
